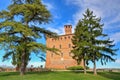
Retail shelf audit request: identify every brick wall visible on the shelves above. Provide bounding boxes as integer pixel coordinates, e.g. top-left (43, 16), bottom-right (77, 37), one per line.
top-left (45, 25), bottom-right (83, 69)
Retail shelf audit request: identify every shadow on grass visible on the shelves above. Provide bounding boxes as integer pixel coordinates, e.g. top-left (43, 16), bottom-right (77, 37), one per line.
top-left (83, 71), bottom-right (120, 80)
top-left (0, 71), bottom-right (52, 77)
top-left (0, 72), bottom-right (19, 77)
top-left (70, 70), bottom-right (120, 80)
top-left (70, 71), bottom-right (84, 74)
top-left (98, 72), bottom-right (120, 80)
top-left (26, 71), bottom-right (54, 75)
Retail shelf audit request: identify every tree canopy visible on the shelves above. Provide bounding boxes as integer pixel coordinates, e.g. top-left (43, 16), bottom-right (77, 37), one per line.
top-left (72, 9), bottom-right (117, 75)
top-left (0, 0), bottom-right (58, 75)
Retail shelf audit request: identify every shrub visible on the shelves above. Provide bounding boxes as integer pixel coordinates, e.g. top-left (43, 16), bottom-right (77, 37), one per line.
top-left (67, 66), bottom-right (84, 70)
top-left (86, 66), bottom-right (89, 69)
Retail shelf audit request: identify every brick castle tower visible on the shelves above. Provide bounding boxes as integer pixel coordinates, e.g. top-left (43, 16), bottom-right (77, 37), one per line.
top-left (45, 25), bottom-right (83, 69)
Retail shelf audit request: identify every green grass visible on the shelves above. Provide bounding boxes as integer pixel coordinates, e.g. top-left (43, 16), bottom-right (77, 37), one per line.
top-left (0, 71), bottom-right (120, 80)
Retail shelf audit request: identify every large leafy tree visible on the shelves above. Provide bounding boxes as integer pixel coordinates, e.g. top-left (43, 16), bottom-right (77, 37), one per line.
top-left (0, 0), bottom-right (57, 75)
top-left (72, 9), bottom-right (117, 75)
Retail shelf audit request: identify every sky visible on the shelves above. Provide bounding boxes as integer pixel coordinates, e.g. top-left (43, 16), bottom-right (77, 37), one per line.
top-left (0, 0), bottom-right (120, 68)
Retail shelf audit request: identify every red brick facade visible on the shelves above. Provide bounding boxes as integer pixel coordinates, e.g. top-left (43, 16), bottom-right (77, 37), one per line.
top-left (45, 25), bottom-right (83, 69)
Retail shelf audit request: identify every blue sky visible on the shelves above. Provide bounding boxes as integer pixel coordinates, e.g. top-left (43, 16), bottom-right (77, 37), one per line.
top-left (0, 0), bottom-right (120, 68)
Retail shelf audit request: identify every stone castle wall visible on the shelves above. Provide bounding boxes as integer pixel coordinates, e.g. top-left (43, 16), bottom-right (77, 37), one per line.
top-left (45, 25), bottom-right (83, 69)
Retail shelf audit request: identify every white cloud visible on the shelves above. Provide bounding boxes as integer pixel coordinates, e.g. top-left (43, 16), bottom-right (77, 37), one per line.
top-left (0, 61), bottom-right (45, 68)
top-left (0, 59), bottom-right (14, 68)
top-left (110, 32), bottom-right (120, 43)
top-left (66, 0), bottom-right (120, 44)
top-left (66, 0), bottom-right (120, 28)
top-left (47, 22), bottom-right (76, 35)
top-left (47, 27), bottom-right (64, 35)
top-left (45, 3), bottom-right (54, 10)
top-left (115, 59), bottom-right (120, 64)
top-left (42, 1), bottom-right (54, 10)
top-left (28, 62), bottom-right (45, 67)
top-left (107, 14), bottom-right (120, 25)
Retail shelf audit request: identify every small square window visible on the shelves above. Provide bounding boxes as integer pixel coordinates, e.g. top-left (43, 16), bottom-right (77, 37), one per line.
top-left (65, 37), bottom-right (66, 39)
top-left (68, 36), bottom-right (70, 39)
top-left (69, 44), bottom-right (71, 48)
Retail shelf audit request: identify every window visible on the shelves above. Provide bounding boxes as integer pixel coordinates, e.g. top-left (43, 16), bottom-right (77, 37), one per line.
top-left (65, 37), bottom-right (66, 39)
top-left (53, 45), bottom-right (55, 48)
top-left (69, 52), bottom-right (71, 56)
top-left (60, 45), bottom-right (61, 49)
top-left (51, 53), bottom-right (53, 57)
top-left (61, 53), bottom-right (63, 57)
top-left (68, 36), bottom-right (70, 39)
top-left (69, 44), bottom-right (71, 48)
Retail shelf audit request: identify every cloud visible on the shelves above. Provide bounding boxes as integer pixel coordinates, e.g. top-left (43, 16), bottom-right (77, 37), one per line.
top-left (0, 59), bottom-right (14, 68)
top-left (28, 62), bottom-right (45, 67)
top-left (66, 0), bottom-right (120, 28)
top-left (0, 61), bottom-right (46, 68)
top-left (115, 59), bottom-right (120, 64)
top-left (42, 1), bottom-right (54, 10)
top-left (65, 0), bottom-right (120, 44)
top-left (46, 20), bottom-right (76, 35)
top-left (42, 1), bottom-right (62, 21)
top-left (106, 14), bottom-right (120, 25)
top-left (110, 32), bottom-right (120, 43)
top-left (47, 27), bottom-right (64, 35)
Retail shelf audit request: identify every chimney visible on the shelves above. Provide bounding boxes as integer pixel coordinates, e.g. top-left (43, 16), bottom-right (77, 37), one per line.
top-left (64, 25), bottom-right (72, 34)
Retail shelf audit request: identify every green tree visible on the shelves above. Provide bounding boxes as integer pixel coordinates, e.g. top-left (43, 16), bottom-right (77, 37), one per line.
top-left (0, 0), bottom-right (58, 75)
top-left (71, 20), bottom-right (90, 74)
top-left (72, 9), bottom-right (117, 75)
top-left (82, 9), bottom-right (117, 75)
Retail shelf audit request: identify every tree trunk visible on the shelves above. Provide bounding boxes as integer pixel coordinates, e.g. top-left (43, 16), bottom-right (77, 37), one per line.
top-left (93, 60), bottom-right (97, 75)
top-left (20, 52), bottom-right (26, 76)
top-left (83, 59), bottom-right (86, 74)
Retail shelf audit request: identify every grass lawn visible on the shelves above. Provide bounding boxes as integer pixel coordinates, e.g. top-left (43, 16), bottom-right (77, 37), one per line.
top-left (0, 71), bottom-right (120, 80)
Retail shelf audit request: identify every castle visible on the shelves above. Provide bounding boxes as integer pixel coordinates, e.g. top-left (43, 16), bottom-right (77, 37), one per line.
top-left (45, 25), bottom-right (83, 69)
